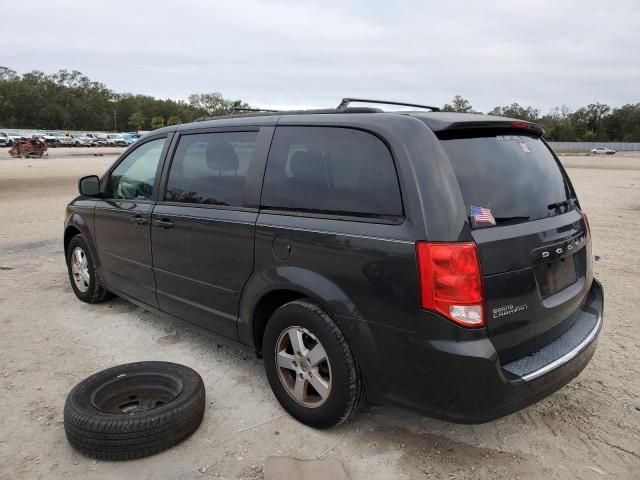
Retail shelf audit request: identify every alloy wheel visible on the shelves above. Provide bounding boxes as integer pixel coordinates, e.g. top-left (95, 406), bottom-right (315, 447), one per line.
top-left (70, 246), bottom-right (90, 293)
top-left (275, 326), bottom-right (332, 408)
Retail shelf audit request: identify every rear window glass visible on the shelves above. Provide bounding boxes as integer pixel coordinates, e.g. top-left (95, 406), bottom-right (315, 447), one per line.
top-left (440, 134), bottom-right (573, 227)
top-left (261, 127), bottom-right (403, 218)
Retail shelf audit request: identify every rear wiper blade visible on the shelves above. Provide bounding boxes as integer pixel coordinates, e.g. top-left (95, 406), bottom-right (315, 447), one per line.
top-left (548, 200), bottom-right (570, 210)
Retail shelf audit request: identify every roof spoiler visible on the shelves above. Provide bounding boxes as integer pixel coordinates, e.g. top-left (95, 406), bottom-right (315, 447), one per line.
top-left (437, 120), bottom-right (545, 137)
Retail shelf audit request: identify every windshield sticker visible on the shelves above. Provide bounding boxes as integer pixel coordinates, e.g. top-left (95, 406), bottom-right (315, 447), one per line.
top-left (470, 205), bottom-right (496, 226)
top-left (519, 141), bottom-right (531, 153)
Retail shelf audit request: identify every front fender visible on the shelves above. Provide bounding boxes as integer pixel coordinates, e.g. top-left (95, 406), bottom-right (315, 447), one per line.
top-left (64, 201), bottom-right (100, 271)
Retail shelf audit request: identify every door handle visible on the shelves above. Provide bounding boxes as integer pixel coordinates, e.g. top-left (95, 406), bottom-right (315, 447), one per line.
top-left (130, 215), bottom-right (148, 225)
top-left (153, 218), bottom-right (175, 229)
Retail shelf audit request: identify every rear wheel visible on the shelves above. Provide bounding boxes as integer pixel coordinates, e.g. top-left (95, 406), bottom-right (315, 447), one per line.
top-left (263, 300), bottom-right (365, 428)
top-left (66, 235), bottom-right (112, 303)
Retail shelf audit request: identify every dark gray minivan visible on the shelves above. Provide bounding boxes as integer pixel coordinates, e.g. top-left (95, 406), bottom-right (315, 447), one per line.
top-left (64, 99), bottom-right (603, 428)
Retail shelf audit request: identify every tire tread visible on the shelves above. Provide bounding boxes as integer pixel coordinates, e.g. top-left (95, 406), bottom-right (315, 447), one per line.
top-left (264, 299), bottom-right (366, 428)
top-left (63, 362), bottom-right (205, 460)
top-left (66, 234), bottom-right (113, 304)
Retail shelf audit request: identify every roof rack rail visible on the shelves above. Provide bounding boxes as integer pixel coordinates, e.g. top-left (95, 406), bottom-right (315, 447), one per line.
top-left (336, 97), bottom-right (440, 112)
top-left (193, 108), bottom-right (279, 122)
top-left (229, 107), bottom-right (279, 115)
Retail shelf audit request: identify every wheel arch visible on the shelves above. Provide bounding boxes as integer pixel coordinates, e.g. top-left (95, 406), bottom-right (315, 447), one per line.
top-left (64, 225), bottom-right (81, 255)
top-left (237, 266), bottom-right (364, 353)
top-left (64, 212), bottom-right (101, 271)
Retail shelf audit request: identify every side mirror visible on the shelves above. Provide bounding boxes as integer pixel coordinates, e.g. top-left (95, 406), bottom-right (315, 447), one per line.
top-left (78, 175), bottom-right (101, 197)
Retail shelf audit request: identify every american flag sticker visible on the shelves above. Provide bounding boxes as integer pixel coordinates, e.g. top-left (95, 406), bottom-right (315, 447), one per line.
top-left (470, 206), bottom-right (496, 226)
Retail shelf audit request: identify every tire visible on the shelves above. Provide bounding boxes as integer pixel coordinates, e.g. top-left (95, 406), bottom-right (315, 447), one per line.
top-left (263, 299), bottom-right (365, 429)
top-left (66, 234), bottom-right (112, 303)
top-left (64, 361), bottom-right (205, 460)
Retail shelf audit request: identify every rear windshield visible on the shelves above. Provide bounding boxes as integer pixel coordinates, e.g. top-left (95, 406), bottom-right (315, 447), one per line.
top-left (440, 133), bottom-right (574, 227)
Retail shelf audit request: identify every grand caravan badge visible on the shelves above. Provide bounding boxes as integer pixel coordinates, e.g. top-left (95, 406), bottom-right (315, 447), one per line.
top-left (492, 303), bottom-right (528, 319)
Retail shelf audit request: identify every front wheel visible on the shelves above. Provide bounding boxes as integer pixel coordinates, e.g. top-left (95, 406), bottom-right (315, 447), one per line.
top-left (263, 300), bottom-right (365, 428)
top-left (66, 235), bottom-right (112, 303)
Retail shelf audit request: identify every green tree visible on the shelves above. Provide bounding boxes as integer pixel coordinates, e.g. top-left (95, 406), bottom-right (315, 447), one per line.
top-left (570, 103), bottom-right (610, 141)
top-left (442, 95), bottom-right (473, 113)
top-left (187, 92), bottom-right (250, 117)
top-left (128, 112), bottom-right (146, 131)
top-left (166, 115), bottom-right (181, 126)
top-left (488, 103), bottom-right (540, 122)
top-left (539, 105), bottom-right (577, 141)
top-left (150, 116), bottom-right (165, 129)
top-left (603, 103), bottom-right (640, 141)
top-left (0, 68), bottom-right (250, 131)
top-left (3, 67), bottom-right (637, 142)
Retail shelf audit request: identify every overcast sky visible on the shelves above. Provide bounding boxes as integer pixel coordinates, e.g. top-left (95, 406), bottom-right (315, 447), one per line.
top-left (2, 0), bottom-right (638, 113)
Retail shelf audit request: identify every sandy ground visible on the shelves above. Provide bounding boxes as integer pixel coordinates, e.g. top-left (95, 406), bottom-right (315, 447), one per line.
top-left (0, 148), bottom-right (639, 480)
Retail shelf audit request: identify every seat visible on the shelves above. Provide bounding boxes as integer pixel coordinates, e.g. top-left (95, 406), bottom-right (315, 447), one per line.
top-left (282, 150), bottom-right (329, 208)
top-left (196, 140), bottom-right (246, 205)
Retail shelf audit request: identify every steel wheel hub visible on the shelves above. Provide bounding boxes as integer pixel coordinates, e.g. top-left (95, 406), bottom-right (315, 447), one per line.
top-left (90, 371), bottom-right (183, 414)
top-left (275, 326), bottom-right (332, 408)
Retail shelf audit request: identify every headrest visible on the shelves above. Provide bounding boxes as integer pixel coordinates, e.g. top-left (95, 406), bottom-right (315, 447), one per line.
top-left (206, 140), bottom-right (239, 171)
top-left (289, 150), bottom-right (326, 182)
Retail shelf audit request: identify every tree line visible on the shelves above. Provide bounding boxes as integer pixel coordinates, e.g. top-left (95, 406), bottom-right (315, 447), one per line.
top-left (0, 69), bottom-right (638, 141)
top-left (442, 95), bottom-right (640, 142)
top-left (0, 68), bottom-right (249, 132)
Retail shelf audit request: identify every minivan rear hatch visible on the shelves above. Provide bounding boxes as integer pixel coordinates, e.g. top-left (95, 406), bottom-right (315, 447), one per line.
top-left (437, 125), bottom-right (592, 363)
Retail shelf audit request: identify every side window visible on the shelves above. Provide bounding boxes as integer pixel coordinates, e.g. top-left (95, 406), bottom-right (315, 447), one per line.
top-left (261, 127), bottom-right (403, 217)
top-left (165, 131), bottom-right (259, 207)
top-left (108, 138), bottom-right (166, 200)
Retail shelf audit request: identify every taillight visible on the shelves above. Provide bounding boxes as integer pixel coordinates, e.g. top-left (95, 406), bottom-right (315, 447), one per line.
top-left (416, 242), bottom-right (485, 328)
top-left (511, 121), bottom-right (529, 129)
top-left (583, 213), bottom-right (591, 236)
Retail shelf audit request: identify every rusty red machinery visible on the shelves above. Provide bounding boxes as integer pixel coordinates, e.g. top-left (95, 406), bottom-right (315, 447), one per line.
top-left (8, 138), bottom-right (48, 158)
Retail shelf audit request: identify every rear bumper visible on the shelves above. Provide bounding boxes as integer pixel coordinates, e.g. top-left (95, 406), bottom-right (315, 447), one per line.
top-left (361, 278), bottom-right (603, 423)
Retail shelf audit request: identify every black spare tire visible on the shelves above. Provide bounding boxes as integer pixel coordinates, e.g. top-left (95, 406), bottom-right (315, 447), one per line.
top-left (64, 361), bottom-right (205, 460)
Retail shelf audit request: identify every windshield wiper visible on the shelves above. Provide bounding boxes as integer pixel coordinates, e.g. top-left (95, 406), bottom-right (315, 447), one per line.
top-left (547, 200), bottom-right (570, 210)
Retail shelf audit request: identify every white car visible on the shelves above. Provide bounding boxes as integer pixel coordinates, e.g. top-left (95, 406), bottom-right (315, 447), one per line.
top-left (8, 132), bottom-right (24, 145)
top-left (0, 131), bottom-right (10, 147)
top-left (69, 134), bottom-right (95, 147)
top-left (106, 134), bottom-right (128, 147)
top-left (591, 147), bottom-right (616, 155)
top-left (42, 132), bottom-right (74, 147)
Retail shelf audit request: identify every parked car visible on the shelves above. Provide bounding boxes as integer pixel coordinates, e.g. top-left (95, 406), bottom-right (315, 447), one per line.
top-left (106, 134), bottom-right (128, 147)
top-left (8, 132), bottom-right (24, 145)
top-left (42, 131), bottom-right (74, 147)
top-left (0, 131), bottom-right (10, 147)
top-left (64, 99), bottom-right (603, 428)
top-left (80, 133), bottom-right (106, 147)
top-left (122, 133), bottom-right (139, 145)
top-left (70, 134), bottom-right (95, 147)
top-left (591, 147), bottom-right (616, 155)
